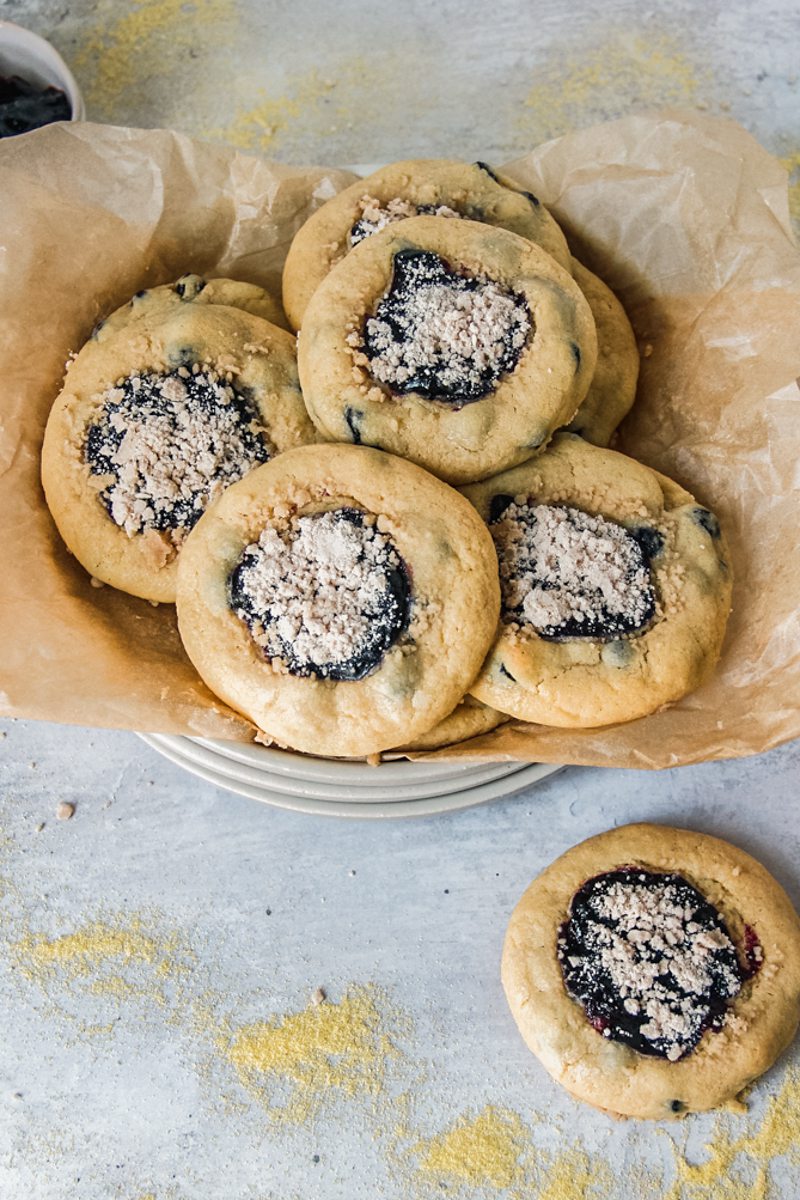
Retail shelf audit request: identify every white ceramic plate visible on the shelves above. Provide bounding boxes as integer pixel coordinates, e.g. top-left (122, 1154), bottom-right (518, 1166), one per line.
top-left (162, 735), bottom-right (537, 803)
top-left (141, 733), bottom-right (562, 819)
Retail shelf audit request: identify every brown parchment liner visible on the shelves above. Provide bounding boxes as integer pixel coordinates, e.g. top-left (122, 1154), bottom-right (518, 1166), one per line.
top-left (1, 112), bottom-right (798, 769)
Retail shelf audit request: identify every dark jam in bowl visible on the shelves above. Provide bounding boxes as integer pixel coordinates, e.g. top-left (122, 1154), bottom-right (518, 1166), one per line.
top-left (0, 74), bottom-right (71, 138)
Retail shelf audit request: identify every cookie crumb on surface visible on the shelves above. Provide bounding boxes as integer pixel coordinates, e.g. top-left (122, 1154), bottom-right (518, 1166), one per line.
top-left (56, 802), bottom-right (75, 821)
top-left (311, 986), bottom-right (327, 1006)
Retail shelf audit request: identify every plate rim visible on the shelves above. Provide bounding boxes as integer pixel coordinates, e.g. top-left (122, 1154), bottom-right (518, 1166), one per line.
top-left (140, 732), bottom-right (563, 819)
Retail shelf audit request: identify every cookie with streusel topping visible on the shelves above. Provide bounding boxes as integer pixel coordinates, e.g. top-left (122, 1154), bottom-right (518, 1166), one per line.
top-left (297, 216), bottom-right (597, 486)
top-left (92, 274), bottom-right (288, 342)
top-left (502, 823), bottom-right (800, 1119)
top-left (41, 304), bottom-right (315, 603)
top-left (566, 259), bottom-right (639, 446)
top-left (461, 433), bottom-right (732, 727)
top-left (175, 444), bottom-right (500, 758)
top-left (282, 158), bottom-right (571, 330)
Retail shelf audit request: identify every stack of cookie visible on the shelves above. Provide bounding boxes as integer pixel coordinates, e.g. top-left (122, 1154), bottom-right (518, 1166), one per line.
top-left (40, 160), bottom-right (732, 758)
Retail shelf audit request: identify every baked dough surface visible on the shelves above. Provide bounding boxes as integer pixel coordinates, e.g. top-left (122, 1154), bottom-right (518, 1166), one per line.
top-left (394, 696), bottom-right (507, 752)
top-left (463, 433), bottom-right (732, 727)
top-left (502, 823), bottom-right (800, 1119)
top-left (175, 444), bottom-right (501, 758)
top-left (566, 260), bottom-right (639, 446)
top-left (282, 158), bottom-right (571, 330)
top-left (298, 216), bottom-right (597, 486)
top-left (41, 303), bottom-right (314, 603)
top-left (93, 274), bottom-right (288, 340)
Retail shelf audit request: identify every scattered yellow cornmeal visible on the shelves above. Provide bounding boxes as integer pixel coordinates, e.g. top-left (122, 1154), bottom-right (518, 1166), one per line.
top-left (10, 915), bottom-right (188, 1016)
top-left (73, 0), bottom-right (234, 115)
top-left (9, 905), bottom-right (800, 1195)
top-left (416, 1105), bottom-right (529, 1190)
top-left (521, 30), bottom-right (704, 143)
top-left (219, 984), bottom-right (396, 1123)
top-left (664, 1066), bottom-right (800, 1199)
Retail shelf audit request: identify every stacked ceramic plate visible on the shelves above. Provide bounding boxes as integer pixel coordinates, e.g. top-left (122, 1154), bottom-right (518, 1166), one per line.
top-left (141, 734), bottom-right (561, 818)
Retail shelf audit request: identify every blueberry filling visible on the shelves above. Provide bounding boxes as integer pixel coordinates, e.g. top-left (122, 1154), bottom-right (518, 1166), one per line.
top-left (229, 508), bottom-right (411, 682)
top-left (489, 493), bottom-right (515, 524)
top-left (359, 250), bottom-right (531, 407)
top-left (491, 501), bottom-right (657, 641)
top-left (0, 74), bottom-right (71, 138)
top-left (558, 868), bottom-right (751, 1061)
top-left (85, 369), bottom-right (270, 540)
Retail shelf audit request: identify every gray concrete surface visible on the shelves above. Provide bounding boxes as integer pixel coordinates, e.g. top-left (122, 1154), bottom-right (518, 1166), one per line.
top-left (1, 1), bottom-right (799, 1197)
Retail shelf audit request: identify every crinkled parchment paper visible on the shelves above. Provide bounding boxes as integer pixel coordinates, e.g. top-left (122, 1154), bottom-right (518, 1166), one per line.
top-left (1, 112), bottom-right (798, 768)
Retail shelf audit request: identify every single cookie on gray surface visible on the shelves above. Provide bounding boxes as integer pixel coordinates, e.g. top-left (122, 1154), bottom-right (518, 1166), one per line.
top-left (566, 259), bottom-right (639, 446)
top-left (462, 433), bottom-right (732, 727)
top-left (42, 303), bottom-right (314, 603)
top-left (298, 216), bottom-right (597, 486)
top-left (502, 823), bottom-right (800, 1119)
top-left (93, 274), bottom-right (288, 341)
top-left (282, 158), bottom-right (571, 330)
top-left (175, 443), bottom-right (500, 758)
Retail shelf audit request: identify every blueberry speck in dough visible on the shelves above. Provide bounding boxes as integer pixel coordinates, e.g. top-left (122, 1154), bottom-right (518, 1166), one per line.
top-left (693, 507), bottom-right (721, 539)
top-left (344, 406), bottom-right (363, 444)
top-left (85, 369), bottom-right (270, 539)
top-left (491, 501), bottom-right (656, 641)
top-left (558, 868), bottom-right (748, 1061)
top-left (474, 160), bottom-right (502, 183)
top-left (361, 250), bottom-right (531, 407)
top-left (489, 493), bottom-right (515, 524)
top-left (229, 508), bottom-right (411, 681)
top-left (629, 526), bottom-right (665, 562)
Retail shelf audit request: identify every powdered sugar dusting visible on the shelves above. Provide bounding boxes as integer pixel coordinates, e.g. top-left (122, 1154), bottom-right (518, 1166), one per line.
top-left (349, 194), bottom-right (461, 246)
top-left (492, 501), bottom-right (655, 640)
top-left (85, 369), bottom-right (271, 544)
top-left (229, 508), bottom-right (409, 681)
top-left (355, 250), bottom-right (530, 406)
top-left (558, 869), bottom-right (745, 1061)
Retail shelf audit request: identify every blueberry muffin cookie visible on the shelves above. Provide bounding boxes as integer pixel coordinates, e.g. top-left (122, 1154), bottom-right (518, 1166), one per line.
top-left (282, 158), bottom-right (571, 330)
top-left (566, 260), bottom-right (639, 446)
top-left (253, 696), bottom-right (507, 756)
top-left (394, 696), bottom-right (507, 752)
top-left (502, 824), bottom-right (800, 1119)
top-left (462, 433), bottom-right (732, 727)
top-left (175, 444), bottom-right (501, 758)
top-left (298, 217), bottom-right (597, 486)
top-left (42, 303), bottom-right (315, 603)
top-left (92, 274), bottom-right (288, 340)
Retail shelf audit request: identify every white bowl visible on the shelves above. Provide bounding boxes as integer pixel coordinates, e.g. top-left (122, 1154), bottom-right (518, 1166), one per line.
top-left (0, 19), bottom-right (85, 125)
